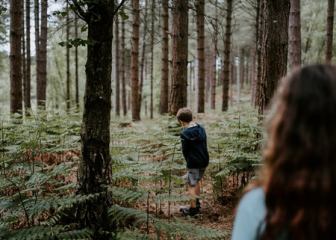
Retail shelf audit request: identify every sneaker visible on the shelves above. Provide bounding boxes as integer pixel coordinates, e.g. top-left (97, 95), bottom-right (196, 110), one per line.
top-left (182, 207), bottom-right (198, 217)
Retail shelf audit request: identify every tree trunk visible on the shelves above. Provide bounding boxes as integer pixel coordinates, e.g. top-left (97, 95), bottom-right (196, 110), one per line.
top-left (169, 0), bottom-right (188, 115)
top-left (37, 0), bottom-right (47, 108)
top-left (25, 0), bottom-right (31, 111)
top-left (159, 0), bottom-right (169, 115)
top-left (121, 12), bottom-right (127, 116)
top-left (197, 0), bottom-right (205, 113)
top-left (255, 0), bottom-right (263, 107)
top-left (114, 2), bottom-right (120, 116)
top-left (131, 0), bottom-right (140, 121)
top-left (75, 14), bottom-right (79, 109)
top-left (10, 0), bottom-right (22, 114)
top-left (259, 0), bottom-right (290, 115)
top-left (22, 2), bottom-right (26, 112)
top-left (138, 0), bottom-right (148, 117)
top-left (211, 0), bottom-right (218, 110)
top-left (289, 0), bottom-right (301, 69)
top-left (71, 0), bottom-right (125, 237)
top-left (34, 0), bottom-right (40, 107)
top-left (66, 3), bottom-right (70, 111)
top-left (150, 0), bottom-right (155, 119)
top-left (222, 0), bottom-right (233, 112)
top-left (325, 0), bottom-right (335, 64)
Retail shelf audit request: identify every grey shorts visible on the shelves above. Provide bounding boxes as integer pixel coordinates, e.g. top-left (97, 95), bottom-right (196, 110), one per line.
top-left (186, 168), bottom-right (206, 186)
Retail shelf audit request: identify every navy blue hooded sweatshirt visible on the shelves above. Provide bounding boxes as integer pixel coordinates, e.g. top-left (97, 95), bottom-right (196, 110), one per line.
top-left (180, 123), bottom-right (209, 169)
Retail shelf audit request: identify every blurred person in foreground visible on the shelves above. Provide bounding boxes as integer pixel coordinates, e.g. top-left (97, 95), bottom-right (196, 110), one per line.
top-left (232, 64), bottom-right (336, 240)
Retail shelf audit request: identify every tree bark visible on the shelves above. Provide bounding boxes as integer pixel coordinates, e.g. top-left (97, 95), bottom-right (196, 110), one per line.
top-left (114, 2), bottom-right (120, 116)
top-left (289, 0), bottom-right (301, 69)
top-left (22, 2), bottom-right (26, 112)
top-left (169, 0), bottom-right (189, 115)
top-left (211, 0), bottom-right (218, 110)
top-left (25, 0), bottom-right (31, 111)
top-left (131, 0), bottom-right (140, 121)
top-left (255, 0), bottom-right (263, 107)
top-left (325, 0), bottom-right (335, 64)
top-left (69, 0), bottom-right (125, 237)
top-left (222, 0), bottom-right (233, 112)
top-left (75, 14), bottom-right (79, 109)
top-left (10, 0), bottom-right (22, 114)
top-left (34, 0), bottom-right (40, 107)
top-left (159, 0), bottom-right (169, 114)
top-left (66, 3), bottom-right (70, 111)
top-left (37, 0), bottom-right (47, 108)
top-left (150, 0), bottom-right (155, 119)
top-left (259, 0), bottom-right (290, 115)
top-left (121, 11), bottom-right (127, 116)
top-left (197, 0), bottom-right (205, 113)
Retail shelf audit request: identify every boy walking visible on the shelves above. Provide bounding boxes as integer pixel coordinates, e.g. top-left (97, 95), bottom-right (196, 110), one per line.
top-left (176, 108), bottom-right (209, 217)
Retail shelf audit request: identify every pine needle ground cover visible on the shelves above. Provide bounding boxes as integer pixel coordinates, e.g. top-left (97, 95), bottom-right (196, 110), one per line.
top-left (0, 109), bottom-right (261, 239)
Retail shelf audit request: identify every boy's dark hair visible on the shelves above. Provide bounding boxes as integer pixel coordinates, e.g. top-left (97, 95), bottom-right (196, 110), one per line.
top-left (176, 108), bottom-right (193, 122)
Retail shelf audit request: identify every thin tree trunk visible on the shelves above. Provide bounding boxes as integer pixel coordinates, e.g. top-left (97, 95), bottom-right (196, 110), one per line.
top-left (325, 0), bottom-right (335, 64)
top-left (38, 0), bottom-right (47, 108)
top-left (75, 14), bottom-right (79, 109)
top-left (197, 0), bottom-right (205, 113)
top-left (114, 1), bottom-right (120, 116)
top-left (222, 0), bottom-right (233, 111)
top-left (289, 0), bottom-right (301, 69)
top-left (159, 0), bottom-right (169, 114)
top-left (259, 0), bottom-right (290, 115)
top-left (66, 3), bottom-right (70, 111)
top-left (22, 2), bottom-right (26, 112)
top-left (131, 0), bottom-right (140, 121)
top-left (150, 0), bottom-right (155, 119)
top-left (138, 0), bottom-right (148, 116)
top-left (25, 0), bottom-right (31, 111)
top-left (169, 0), bottom-right (188, 115)
top-left (211, 0), bottom-right (218, 110)
top-left (121, 12), bottom-right (127, 116)
top-left (10, 0), bottom-right (23, 114)
top-left (255, 0), bottom-right (263, 107)
top-left (34, 0), bottom-right (40, 107)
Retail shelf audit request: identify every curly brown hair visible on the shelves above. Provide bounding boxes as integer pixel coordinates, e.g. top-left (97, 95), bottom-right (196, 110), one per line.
top-left (262, 65), bottom-right (336, 240)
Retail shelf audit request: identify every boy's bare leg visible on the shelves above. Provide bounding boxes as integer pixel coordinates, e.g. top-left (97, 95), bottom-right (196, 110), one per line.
top-left (188, 182), bottom-right (200, 208)
top-left (188, 183), bottom-right (199, 208)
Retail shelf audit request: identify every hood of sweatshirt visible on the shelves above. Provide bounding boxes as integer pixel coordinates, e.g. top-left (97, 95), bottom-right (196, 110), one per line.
top-left (181, 124), bottom-right (206, 142)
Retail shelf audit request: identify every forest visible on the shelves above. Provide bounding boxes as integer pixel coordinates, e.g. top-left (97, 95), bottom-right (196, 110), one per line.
top-left (0, 0), bottom-right (334, 239)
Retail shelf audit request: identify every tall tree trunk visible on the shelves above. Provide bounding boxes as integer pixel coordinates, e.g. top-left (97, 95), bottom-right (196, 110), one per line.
top-left (169, 0), bottom-right (189, 115)
top-left (34, 0), bottom-right (40, 107)
top-left (131, 0), bottom-right (140, 121)
top-left (255, 0), bottom-right (263, 107)
top-left (159, 0), bottom-right (169, 114)
top-left (121, 12), bottom-right (127, 116)
top-left (75, 14), bottom-right (79, 109)
top-left (138, 0), bottom-right (148, 116)
top-left (25, 0), bottom-right (31, 111)
top-left (197, 0), bottom-right (205, 113)
top-left (22, 2), bottom-right (26, 112)
top-left (37, 0), bottom-right (47, 108)
top-left (10, 0), bottom-right (22, 114)
top-left (222, 0), bottom-right (233, 112)
top-left (66, 3), bottom-right (70, 111)
top-left (114, 1), bottom-right (120, 116)
top-left (150, 0), bottom-right (155, 119)
top-left (71, 0), bottom-right (125, 237)
top-left (325, 0), bottom-right (335, 64)
top-left (211, 0), bottom-right (218, 110)
top-left (289, 0), bottom-right (301, 69)
top-left (259, 0), bottom-right (290, 115)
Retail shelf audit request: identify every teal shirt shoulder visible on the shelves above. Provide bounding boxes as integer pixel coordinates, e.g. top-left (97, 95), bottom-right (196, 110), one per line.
top-left (231, 187), bottom-right (286, 240)
top-left (231, 187), bottom-right (266, 240)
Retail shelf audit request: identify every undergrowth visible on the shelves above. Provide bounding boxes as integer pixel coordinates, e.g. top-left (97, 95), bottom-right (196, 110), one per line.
top-left (0, 108), bottom-right (261, 239)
